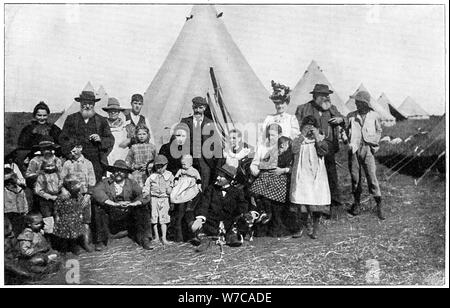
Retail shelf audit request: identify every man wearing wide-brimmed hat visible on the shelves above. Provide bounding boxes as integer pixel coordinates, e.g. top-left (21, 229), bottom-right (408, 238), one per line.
top-left (103, 97), bottom-right (130, 164)
top-left (92, 160), bottom-right (153, 251)
top-left (189, 164), bottom-right (248, 250)
top-left (346, 91), bottom-right (384, 220)
top-left (295, 84), bottom-right (347, 219)
top-left (59, 87), bottom-right (115, 182)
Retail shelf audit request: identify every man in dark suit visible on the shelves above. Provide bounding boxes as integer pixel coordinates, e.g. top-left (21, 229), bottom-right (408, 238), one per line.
top-left (180, 96), bottom-right (221, 190)
top-left (59, 89), bottom-right (115, 182)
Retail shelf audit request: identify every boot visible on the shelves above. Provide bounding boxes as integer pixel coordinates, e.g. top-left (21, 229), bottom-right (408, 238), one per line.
top-left (374, 196), bottom-right (385, 220)
top-left (310, 213), bottom-right (320, 239)
top-left (348, 193), bottom-right (361, 216)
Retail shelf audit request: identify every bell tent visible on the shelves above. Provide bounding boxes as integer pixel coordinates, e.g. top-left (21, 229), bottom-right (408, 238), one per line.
top-left (398, 96), bottom-right (430, 120)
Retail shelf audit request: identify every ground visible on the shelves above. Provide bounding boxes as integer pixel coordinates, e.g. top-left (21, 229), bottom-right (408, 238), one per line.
top-left (30, 157), bottom-right (446, 286)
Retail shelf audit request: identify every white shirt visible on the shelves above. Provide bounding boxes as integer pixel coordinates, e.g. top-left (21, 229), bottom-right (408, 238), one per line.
top-left (262, 112), bottom-right (300, 140)
top-left (193, 115), bottom-right (204, 129)
top-left (114, 181), bottom-right (126, 196)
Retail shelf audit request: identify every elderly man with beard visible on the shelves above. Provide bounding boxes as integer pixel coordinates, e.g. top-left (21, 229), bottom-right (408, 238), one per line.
top-left (295, 84), bottom-right (347, 219)
top-left (59, 89), bottom-right (115, 182)
top-left (92, 160), bottom-right (153, 251)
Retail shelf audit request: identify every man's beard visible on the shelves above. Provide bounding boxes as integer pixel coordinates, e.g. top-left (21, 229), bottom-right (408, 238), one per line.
top-left (81, 109), bottom-right (96, 119)
top-left (320, 101), bottom-right (332, 111)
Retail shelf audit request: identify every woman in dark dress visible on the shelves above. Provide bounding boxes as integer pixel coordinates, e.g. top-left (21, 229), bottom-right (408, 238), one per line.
top-left (18, 101), bottom-right (61, 149)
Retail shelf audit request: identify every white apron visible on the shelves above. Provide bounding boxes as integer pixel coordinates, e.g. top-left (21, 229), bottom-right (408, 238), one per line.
top-left (290, 138), bottom-right (330, 205)
top-left (108, 125), bottom-right (130, 165)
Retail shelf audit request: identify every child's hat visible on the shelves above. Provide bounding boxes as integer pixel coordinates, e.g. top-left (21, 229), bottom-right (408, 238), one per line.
top-left (217, 164), bottom-right (237, 180)
top-left (154, 154), bottom-right (168, 166)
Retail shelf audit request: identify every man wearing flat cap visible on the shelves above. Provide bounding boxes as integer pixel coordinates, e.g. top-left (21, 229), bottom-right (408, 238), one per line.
top-left (295, 84), bottom-right (347, 218)
top-left (180, 96), bottom-right (220, 190)
top-left (124, 93), bottom-right (155, 147)
top-left (345, 91), bottom-right (384, 220)
top-left (59, 88), bottom-right (115, 182)
top-left (92, 160), bottom-right (153, 250)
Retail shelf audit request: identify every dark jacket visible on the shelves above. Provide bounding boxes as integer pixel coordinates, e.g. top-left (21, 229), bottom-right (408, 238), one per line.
top-left (158, 139), bottom-right (189, 176)
top-left (93, 177), bottom-right (142, 205)
top-left (18, 121), bottom-right (61, 149)
top-left (59, 112), bottom-right (115, 165)
top-left (295, 101), bottom-right (345, 155)
top-left (180, 115), bottom-right (221, 166)
top-left (195, 185), bottom-right (248, 233)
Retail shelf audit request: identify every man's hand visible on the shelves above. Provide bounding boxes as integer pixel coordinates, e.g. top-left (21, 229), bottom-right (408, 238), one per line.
top-left (328, 117), bottom-right (344, 125)
top-left (89, 134), bottom-right (101, 142)
top-left (191, 218), bottom-right (204, 232)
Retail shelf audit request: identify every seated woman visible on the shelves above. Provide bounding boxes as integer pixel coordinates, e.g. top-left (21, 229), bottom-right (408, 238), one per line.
top-left (249, 124), bottom-right (293, 237)
top-left (92, 160), bottom-right (153, 251)
top-left (159, 123), bottom-right (191, 176)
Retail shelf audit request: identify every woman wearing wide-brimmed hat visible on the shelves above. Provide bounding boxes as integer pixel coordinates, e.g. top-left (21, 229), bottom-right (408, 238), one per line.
top-left (102, 97), bottom-right (130, 164)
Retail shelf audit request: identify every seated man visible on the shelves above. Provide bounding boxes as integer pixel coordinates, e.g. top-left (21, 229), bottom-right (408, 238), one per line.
top-left (190, 164), bottom-right (248, 250)
top-left (92, 160), bottom-right (152, 251)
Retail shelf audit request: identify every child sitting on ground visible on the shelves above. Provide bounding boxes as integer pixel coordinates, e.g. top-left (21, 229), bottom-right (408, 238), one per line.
top-left (4, 168), bottom-right (29, 237)
top-left (34, 160), bottom-right (63, 235)
top-left (143, 155), bottom-right (174, 246)
top-left (17, 212), bottom-right (61, 274)
top-left (126, 124), bottom-right (157, 187)
top-left (53, 175), bottom-right (89, 255)
top-left (170, 154), bottom-right (202, 242)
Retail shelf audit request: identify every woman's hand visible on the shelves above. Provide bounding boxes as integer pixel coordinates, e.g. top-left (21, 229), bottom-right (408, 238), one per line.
top-left (270, 167), bottom-right (287, 176)
top-left (250, 164), bottom-right (260, 177)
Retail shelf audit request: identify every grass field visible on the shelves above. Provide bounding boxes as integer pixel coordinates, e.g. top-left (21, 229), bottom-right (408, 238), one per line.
top-left (3, 112), bottom-right (446, 285)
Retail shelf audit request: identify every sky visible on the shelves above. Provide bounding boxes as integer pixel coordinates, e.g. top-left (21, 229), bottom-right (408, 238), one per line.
top-left (4, 3), bottom-right (447, 115)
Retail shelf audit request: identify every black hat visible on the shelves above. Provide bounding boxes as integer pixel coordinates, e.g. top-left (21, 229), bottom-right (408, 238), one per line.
top-left (106, 160), bottom-right (133, 173)
top-left (310, 84), bottom-right (334, 95)
top-left (33, 101), bottom-right (50, 116)
top-left (217, 164), bottom-right (237, 180)
top-left (74, 91), bottom-right (101, 103)
top-left (192, 96), bottom-right (208, 107)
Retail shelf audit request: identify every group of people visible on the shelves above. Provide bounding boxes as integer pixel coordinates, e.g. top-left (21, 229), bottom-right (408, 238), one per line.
top-left (4, 80), bottom-right (386, 278)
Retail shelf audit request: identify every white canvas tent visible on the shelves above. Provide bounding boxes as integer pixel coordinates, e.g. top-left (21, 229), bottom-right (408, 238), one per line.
top-left (289, 60), bottom-right (349, 116)
top-left (95, 85), bottom-right (109, 118)
top-left (345, 83), bottom-right (396, 126)
top-left (142, 5), bottom-right (274, 147)
top-left (377, 93), bottom-right (407, 121)
top-left (54, 82), bottom-right (97, 129)
top-left (398, 96), bottom-right (430, 120)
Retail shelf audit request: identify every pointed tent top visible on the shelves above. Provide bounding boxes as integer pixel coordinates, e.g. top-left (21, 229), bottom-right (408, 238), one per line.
top-left (83, 81), bottom-right (95, 93)
top-left (95, 85), bottom-right (110, 118)
top-left (290, 60), bottom-right (349, 115)
top-left (398, 96), bottom-right (430, 118)
top-left (142, 4), bottom-right (273, 147)
top-left (377, 92), bottom-right (407, 121)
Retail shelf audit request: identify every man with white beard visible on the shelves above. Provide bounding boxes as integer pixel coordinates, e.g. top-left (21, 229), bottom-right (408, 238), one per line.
top-left (295, 84), bottom-right (346, 219)
top-left (59, 89), bottom-right (115, 182)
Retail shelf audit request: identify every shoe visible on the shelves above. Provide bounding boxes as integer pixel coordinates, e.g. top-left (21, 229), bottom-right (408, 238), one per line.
top-left (95, 242), bottom-right (106, 251)
top-left (195, 234), bottom-right (211, 252)
top-left (141, 238), bottom-right (154, 250)
top-left (348, 203), bottom-right (361, 216)
top-left (292, 227), bottom-right (305, 239)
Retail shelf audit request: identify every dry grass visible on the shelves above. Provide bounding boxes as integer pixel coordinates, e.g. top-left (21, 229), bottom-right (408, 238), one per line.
top-left (33, 161), bottom-right (446, 286)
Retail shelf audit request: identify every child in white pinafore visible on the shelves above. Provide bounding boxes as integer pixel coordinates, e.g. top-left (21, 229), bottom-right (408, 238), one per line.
top-left (290, 115), bottom-right (330, 239)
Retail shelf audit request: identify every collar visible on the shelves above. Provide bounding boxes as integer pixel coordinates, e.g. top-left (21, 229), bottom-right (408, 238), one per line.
top-left (193, 115), bottom-right (204, 123)
top-left (73, 154), bottom-right (85, 163)
top-left (114, 181), bottom-right (126, 188)
top-left (153, 170), bottom-right (172, 181)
